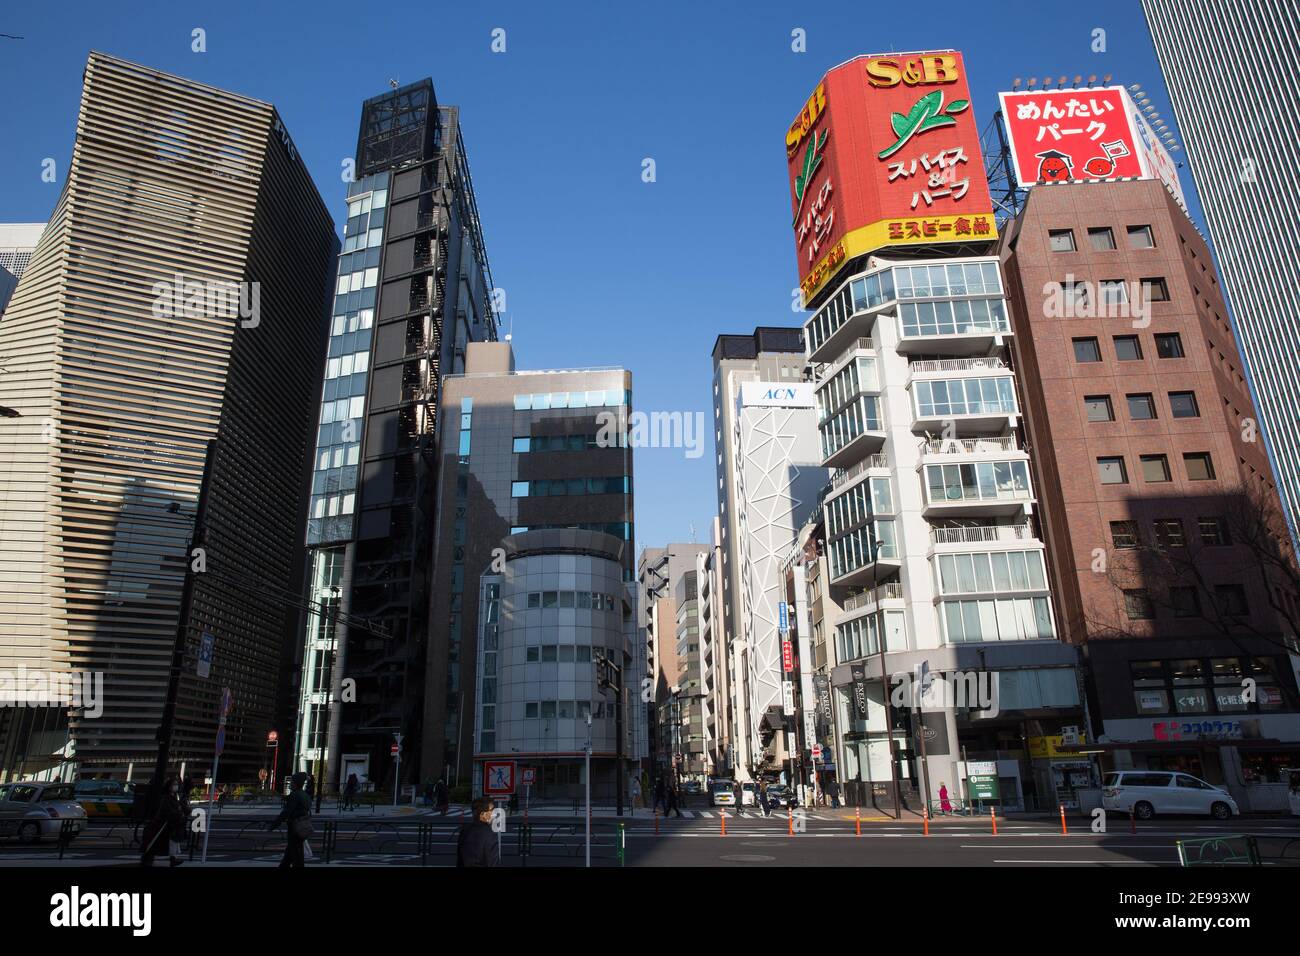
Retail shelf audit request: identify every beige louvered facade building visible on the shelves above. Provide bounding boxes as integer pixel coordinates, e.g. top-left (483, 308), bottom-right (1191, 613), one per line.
top-left (0, 53), bottom-right (337, 781)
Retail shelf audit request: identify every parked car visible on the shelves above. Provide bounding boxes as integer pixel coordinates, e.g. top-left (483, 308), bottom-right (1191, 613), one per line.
top-left (0, 782), bottom-right (89, 843)
top-left (1102, 771), bottom-right (1238, 821)
top-left (74, 779), bottom-right (135, 817)
top-left (709, 783), bottom-right (735, 807)
top-left (683, 780), bottom-right (702, 795)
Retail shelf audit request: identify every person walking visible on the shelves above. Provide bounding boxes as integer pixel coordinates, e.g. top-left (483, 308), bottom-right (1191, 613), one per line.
top-left (628, 775), bottom-right (641, 813)
top-left (343, 772), bottom-right (360, 811)
top-left (938, 782), bottom-right (953, 816)
top-left (666, 781), bottom-right (683, 818)
top-left (758, 779), bottom-right (771, 817)
top-left (653, 777), bottom-right (666, 814)
top-left (456, 797), bottom-right (498, 867)
top-left (268, 772), bottom-right (313, 868)
top-left (434, 777), bottom-right (450, 816)
top-left (140, 775), bottom-right (187, 867)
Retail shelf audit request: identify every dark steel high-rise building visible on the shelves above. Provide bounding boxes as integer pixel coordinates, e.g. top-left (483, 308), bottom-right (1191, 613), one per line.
top-left (0, 53), bottom-right (338, 781)
top-left (293, 80), bottom-right (499, 791)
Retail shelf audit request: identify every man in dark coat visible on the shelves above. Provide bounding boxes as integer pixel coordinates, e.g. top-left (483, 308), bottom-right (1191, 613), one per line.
top-left (456, 797), bottom-right (498, 867)
top-left (269, 772), bottom-right (312, 868)
top-left (140, 775), bottom-right (187, 867)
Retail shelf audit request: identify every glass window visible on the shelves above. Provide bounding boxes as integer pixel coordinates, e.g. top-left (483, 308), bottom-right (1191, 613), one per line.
top-left (1154, 518), bottom-right (1185, 549)
top-left (1097, 457), bottom-right (1127, 484)
top-left (1171, 587), bottom-right (1201, 618)
top-left (1141, 277), bottom-right (1170, 302)
top-left (1124, 589), bottom-right (1155, 619)
top-left (1048, 229), bottom-right (1076, 252)
top-left (1084, 395), bottom-right (1114, 422)
top-left (1127, 393), bottom-right (1157, 420)
top-left (511, 481), bottom-right (529, 497)
top-left (1169, 391), bottom-right (1200, 418)
top-left (1110, 520), bottom-right (1139, 549)
top-left (1141, 454), bottom-right (1171, 482)
top-left (1184, 452), bottom-right (1216, 481)
top-left (542, 591), bottom-right (558, 608)
top-left (1114, 335), bottom-right (1143, 360)
top-left (1073, 337), bottom-right (1102, 363)
top-left (1088, 227), bottom-right (1116, 251)
top-left (1100, 279), bottom-right (1128, 304)
top-left (1154, 333), bottom-right (1184, 358)
top-left (1198, 517), bottom-right (1230, 546)
top-left (1127, 225), bottom-right (1155, 249)
top-left (513, 437), bottom-right (530, 453)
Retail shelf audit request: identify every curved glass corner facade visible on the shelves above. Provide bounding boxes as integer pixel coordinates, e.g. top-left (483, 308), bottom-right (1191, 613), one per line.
top-left (804, 258), bottom-right (1004, 356)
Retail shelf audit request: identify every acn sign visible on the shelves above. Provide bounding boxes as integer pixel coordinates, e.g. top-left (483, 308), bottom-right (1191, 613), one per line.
top-left (865, 54), bottom-right (961, 88)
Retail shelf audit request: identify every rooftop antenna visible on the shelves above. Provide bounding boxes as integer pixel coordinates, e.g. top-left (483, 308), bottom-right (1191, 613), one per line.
top-left (388, 78), bottom-right (400, 90)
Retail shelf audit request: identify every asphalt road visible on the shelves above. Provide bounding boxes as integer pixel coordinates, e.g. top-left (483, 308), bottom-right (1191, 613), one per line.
top-left (2, 809), bottom-right (1298, 867)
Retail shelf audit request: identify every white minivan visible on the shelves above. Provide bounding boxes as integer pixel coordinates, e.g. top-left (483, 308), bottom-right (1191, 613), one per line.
top-left (1102, 771), bottom-right (1239, 820)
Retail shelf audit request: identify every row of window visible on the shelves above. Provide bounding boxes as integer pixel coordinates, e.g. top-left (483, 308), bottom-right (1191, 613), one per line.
top-left (1056, 276), bottom-right (1170, 306)
top-left (1129, 657), bottom-right (1287, 716)
top-left (1072, 332), bottom-right (1184, 363)
top-left (899, 297), bottom-right (1010, 339)
top-left (817, 356), bottom-right (878, 424)
top-left (913, 377), bottom-right (1017, 418)
top-left (836, 609), bottom-right (906, 662)
top-left (1083, 390), bottom-right (1199, 422)
top-left (523, 591), bottom-right (620, 611)
top-left (512, 434), bottom-right (603, 453)
top-left (943, 596), bottom-right (1055, 643)
top-left (1048, 224), bottom-right (1156, 253)
top-left (820, 395), bottom-right (882, 460)
top-left (1108, 516), bottom-right (1230, 550)
top-left (510, 476), bottom-right (630, 497)
top-left (1097, 452), bottom-right (1216, 485)
top-left (325, 350), bottom-right (371, 381)
top-left (523, 700), bottom-right (611, 719)
top-left (512, 389), bottom-right (628, 411)
top-left (828, 521), bottom-right (898, 579)
top-left (806, 260), bottom-right (1002, 354)
top-left (925, 460), bottom-right (1031, 505)
top-left (825, 477), bottom-right (894, 538)
top-left (1123, 584), bottom-right (1248, 620)
top-left (936, 550), bottom-right (1048, 596)
top-left (525, 644), bottom-right (595, 662)
top-left (510, 522), bottom-right (634, 542)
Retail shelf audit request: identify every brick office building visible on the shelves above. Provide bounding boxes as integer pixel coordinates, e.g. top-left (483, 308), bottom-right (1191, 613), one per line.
top-left (999, 178), bottom-right (1300, 808)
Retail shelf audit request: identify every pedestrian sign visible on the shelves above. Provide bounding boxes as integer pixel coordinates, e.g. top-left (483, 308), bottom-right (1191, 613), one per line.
top-left (522, 767), bottom-right (536, 786)
top-left (484, 761), bottom-right (516, 795)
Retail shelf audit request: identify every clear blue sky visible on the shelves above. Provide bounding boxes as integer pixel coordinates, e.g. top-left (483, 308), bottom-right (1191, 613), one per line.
top-left (0, 0), bottom-right (1208, 555)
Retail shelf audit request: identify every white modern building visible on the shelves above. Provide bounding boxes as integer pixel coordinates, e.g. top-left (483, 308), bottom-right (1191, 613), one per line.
top-left (1143, 0), bottom-right (1300, 546)
top-left (730, 380), bottom-right (828, 781)
top-left (805, 255), bottom-right (1077, 812)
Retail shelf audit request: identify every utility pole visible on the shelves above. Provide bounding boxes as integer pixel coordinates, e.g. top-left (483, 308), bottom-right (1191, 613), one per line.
top-left (147, 439), bottom-right (217, 820)
top-left (871, 539), bottom-right (903, 819)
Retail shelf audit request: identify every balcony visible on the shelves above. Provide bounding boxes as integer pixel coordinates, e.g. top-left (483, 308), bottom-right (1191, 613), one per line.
top-left (805, 268), bottom-right (897, 363)
top-left (827, 521), bottom-right (901, 588)
top-left (907, 356), bottom-right (1008, 381)
top-left (929, 523), bottom-right (1039, 548)
top-left (920, 435), bottom-right (1021, 459)
top-left (841, 580), bottom-right (904, 613)
top-left (831, 453), bottom-right (891, 491)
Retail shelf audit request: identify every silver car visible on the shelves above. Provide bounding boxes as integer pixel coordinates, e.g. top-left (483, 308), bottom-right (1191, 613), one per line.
top-left (0, 781), bottom-right (89, 843)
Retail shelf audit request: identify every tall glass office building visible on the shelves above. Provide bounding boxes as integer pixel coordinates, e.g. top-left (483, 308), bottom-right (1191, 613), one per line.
top-left (1143, 0), bottom-right (1300, 543)
top-left (293, 80), bottom-right (499, 792)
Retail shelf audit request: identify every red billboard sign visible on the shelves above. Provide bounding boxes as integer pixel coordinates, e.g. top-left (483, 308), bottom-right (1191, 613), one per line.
top-left (997, 86), bottom-right (1182, 208)
top-left (786, 51), bottom-right (996, 306)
